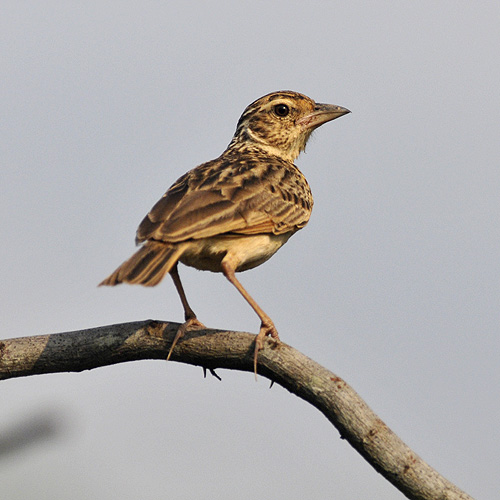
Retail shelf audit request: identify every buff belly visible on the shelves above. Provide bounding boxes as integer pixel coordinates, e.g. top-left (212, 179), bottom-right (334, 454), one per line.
top-left (179, 232), bottom-right (294, 273)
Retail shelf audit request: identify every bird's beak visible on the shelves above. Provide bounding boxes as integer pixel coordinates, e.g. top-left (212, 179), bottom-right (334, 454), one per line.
top-left (298, 103), bottom-right (351, 130)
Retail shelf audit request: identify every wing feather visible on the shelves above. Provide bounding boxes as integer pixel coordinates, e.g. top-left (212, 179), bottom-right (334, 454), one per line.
top-left (136, 155), bottom-right (313, 243)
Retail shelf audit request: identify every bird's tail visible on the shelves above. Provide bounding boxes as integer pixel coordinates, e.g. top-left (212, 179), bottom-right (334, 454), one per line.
top-left (99, 241), bottom-right (185, 287)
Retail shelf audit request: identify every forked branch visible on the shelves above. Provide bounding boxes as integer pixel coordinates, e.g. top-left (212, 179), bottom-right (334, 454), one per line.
top-left (0, 320), bottom-right (473, 500)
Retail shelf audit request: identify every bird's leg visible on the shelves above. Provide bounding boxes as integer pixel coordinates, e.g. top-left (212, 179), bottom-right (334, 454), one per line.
top-left (221, 258), bottom-right (280, 378)
top-left (167, 262), bottom-right (206, 361)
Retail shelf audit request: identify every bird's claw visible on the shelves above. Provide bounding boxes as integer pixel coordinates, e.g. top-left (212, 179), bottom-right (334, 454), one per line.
top-left (253, 319), bottom-right (281, 380)
top-left (166, 317), bottom-right (206, 361)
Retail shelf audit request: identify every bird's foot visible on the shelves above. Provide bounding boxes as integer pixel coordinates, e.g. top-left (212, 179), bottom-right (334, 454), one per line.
top-left (166, 317), bottom-right (206, 361)
top-left (253, 319), bottom-right (281, 379)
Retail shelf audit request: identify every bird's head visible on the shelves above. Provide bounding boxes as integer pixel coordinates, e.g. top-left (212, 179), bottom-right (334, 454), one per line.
top-left (227, 91), bottom-right (350, 162)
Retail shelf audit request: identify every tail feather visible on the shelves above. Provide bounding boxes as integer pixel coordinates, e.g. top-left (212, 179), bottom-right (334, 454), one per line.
top-left (99, 241), bottom-right (185, 287)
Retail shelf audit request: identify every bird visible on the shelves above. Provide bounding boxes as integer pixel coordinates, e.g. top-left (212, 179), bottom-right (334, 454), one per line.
top-left (100, 90), bottom-right (350, 375)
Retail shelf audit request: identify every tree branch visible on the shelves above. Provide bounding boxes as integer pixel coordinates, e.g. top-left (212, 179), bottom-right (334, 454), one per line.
top-left (0, 320), bottom-right (473, 500)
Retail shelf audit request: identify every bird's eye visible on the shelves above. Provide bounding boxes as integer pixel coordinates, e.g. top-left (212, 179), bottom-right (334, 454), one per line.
top-left (274, 103), bottom-right (290, 117)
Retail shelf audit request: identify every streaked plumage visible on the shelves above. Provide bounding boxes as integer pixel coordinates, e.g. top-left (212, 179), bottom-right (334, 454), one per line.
top-left (100, 91), bottom-right (350, 374)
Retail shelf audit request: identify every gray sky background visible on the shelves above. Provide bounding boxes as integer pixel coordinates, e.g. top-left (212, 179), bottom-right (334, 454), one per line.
top-left (1, 2), bottom-right (499, 499)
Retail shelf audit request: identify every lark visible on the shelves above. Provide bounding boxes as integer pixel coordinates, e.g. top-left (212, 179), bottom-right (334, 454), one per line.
top-left (100, 91), bottom-right (350, 374)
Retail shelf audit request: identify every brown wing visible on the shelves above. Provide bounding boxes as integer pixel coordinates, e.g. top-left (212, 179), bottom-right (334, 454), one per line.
top-left (136, 154), bottom-right (313, 243)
